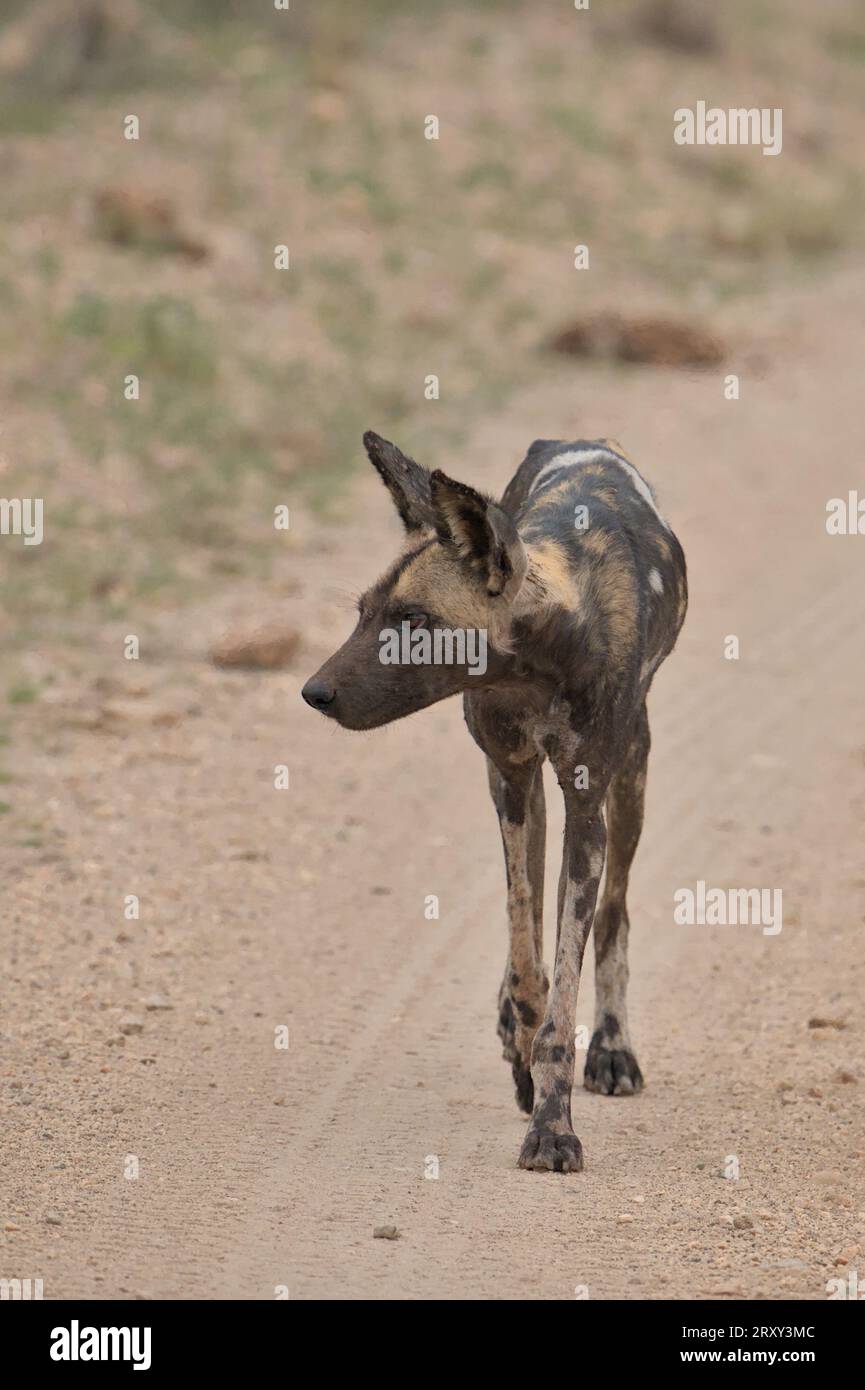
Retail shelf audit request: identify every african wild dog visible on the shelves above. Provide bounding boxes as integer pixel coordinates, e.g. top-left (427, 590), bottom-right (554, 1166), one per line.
top-left (302, 432), bottom-right (687, 1172)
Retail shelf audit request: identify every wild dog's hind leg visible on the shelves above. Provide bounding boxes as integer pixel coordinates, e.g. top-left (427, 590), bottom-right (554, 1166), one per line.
top-left (584, 705), bottom-right (649, 1096)
top-left (488, 758), bottom-right (548, 1114)
top-left (519, 795), bottom-right (606, 1173)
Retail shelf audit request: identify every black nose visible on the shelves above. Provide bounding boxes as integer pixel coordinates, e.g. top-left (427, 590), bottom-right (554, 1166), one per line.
top-left (301, 677), bottom-right (336, 710)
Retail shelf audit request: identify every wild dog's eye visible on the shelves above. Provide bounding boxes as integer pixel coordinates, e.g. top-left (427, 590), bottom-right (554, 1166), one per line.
top-left (402, 611), bottom-right (429, 630)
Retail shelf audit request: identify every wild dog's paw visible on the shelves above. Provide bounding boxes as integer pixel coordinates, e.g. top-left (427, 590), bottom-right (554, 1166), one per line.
top-left (583, 1034), bottom-right (644, 1096)
top-left (511, 1054), bottom-right (534, 1114)
top-left (517, 1126), bottom-right (583, 1173)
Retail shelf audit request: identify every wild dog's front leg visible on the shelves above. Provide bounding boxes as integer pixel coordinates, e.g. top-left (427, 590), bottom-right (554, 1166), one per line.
top-left (518, 805), bottom-right (605, 1173)
top-left (489, 759), bottom-right (547, 1114)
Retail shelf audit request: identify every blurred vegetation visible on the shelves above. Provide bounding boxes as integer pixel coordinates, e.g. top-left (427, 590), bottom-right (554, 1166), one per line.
top-left (0, 0), bottom-right (864, 640)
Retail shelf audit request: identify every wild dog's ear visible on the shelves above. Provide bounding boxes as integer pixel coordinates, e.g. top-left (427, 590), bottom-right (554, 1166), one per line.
top-left (430, 470), bottom-right (527, 600)
top-left (363, 431), bottom-right (433, 533)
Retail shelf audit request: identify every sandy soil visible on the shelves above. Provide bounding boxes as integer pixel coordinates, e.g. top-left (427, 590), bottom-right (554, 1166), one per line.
top-left (1, 268), bottom-right (864, 1301)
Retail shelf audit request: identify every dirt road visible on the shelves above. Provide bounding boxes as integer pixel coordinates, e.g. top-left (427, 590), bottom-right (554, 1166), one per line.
top-left (2, 269), bottom-right (864, 1300)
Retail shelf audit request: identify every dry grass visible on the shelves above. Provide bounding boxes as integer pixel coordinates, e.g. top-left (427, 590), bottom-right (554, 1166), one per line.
top-left (0, 0), bottom-right (863, 653)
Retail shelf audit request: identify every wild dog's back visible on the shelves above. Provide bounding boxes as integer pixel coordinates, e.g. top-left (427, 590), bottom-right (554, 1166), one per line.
top-left (503, 439), bottom-right (687, 698)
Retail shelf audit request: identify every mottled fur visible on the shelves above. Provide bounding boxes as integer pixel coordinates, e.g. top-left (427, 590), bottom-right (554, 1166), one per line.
top-left (302, 432), bottom-right (687, 1172)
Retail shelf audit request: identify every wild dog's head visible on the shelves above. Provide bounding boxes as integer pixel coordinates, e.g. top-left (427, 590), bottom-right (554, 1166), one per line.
top-left (301, 432), bottom-right (527, 729)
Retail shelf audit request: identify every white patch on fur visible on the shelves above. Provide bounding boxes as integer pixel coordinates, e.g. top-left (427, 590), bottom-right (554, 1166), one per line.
top-left (529, 449), bottom-right (609, 494)
top-left (529, 446), bottom-right (671, 532)
top-left (640, 653), bottom-right (662, 684)
top-left (588, 850), bottom-right (604, 879)
top-left (529, 463), bottom-right (563, 493)
top-left (649, 567), bottom-right (664, 594)
top-left (501, 819), bottom-right (532, 902)
top-left (608, 455), bottom-right (670, 530)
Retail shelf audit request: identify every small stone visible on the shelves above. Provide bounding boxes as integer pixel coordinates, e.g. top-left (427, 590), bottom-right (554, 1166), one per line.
top-left (834, 1070), bottom-right (858, 1085)
top-left (732, 1215), bottom-right (753, 1230)
top-left (617, 1213), bottom-right (634, 1224)
top-left (118, 1015), bottom-right (144, 1035)
top-left (45, 1213), bottom-right (62, 1225)
top-left (211, 624), bottom-right (301, 671)
top-left (373, 1225), bottom-right (400, 1240)
top-left (808, 1087), bottom-right (823, 1099)
top-left (834, 1245), bottom-right (859, 1266)
top-left (808, 1017), bottom-right (846, 1030)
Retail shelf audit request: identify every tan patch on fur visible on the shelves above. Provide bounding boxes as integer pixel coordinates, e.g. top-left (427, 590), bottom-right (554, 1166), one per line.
top-left (577, 462), bottom-right (609, 479)
top-left (599, 564), bottom-right (638, 663)
top-left (589, 486), bottom-right (619, 508)
top-left (431, 493), bottom-right (477, 566)
top-left (601, 437), bottom-right (631, 462)
top-left (531, 468), bottom-right (622, 519)
top-left (578, 528), bottom-right (612, 561)
top-left (525, 477), bottom-right (576, 510)
top-left (576, 530), bottom-right (638, 664)
top-left (392, 545), bottom-right (515, 650)
top-left (518, 539), bottom-right (584, 616)
top-left (654, 532), bottom-right (672, 561)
